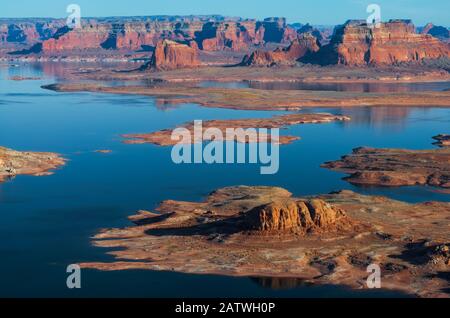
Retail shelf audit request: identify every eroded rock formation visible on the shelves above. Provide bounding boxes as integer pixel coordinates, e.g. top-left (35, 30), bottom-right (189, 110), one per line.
top-left (0, 146), bottom-right (65, 183)
top-left (3, 16), bottom-right (298, 56)
top-left (241, 34), bottom-right (320, 66)
top-left (0, 19), bottom-right (63, 44)
top-left (146, 39), bottom-right (200, 71)
top-left (244, 198), bottom-right (351, 234)
top-left (195, 21), bottom-right (263, 51)
top-left (304, 20), bottom-right (450, 65)
top-left (322, 140), bottom-right (450, 188)
top-left (79, 186), bottom-right (450, 298)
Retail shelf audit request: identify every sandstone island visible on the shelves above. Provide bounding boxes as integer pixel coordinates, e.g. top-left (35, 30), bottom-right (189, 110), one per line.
top-left (322, 137), bottom-right (450, 190)
top-left (122, 113), bottom-right (350, 146)
top-left (0, 146), bottom-right (65, 183)
top-left (81, 185), bottom-right (449, 298)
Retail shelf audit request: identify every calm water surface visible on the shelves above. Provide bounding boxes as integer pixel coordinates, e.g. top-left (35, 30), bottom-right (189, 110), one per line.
top-left (0, 63), bottom-right (448, 297)
top-left (200, 80), bottom-right (450, 92)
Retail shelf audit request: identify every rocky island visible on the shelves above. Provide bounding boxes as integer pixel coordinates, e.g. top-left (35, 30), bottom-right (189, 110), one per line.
top-left (122, 113), bottom-right (350, 146)
top-left (1, 8), bottom-right (449, 301)
top-left (80, 185), bottom-right (450, 298)
top-left (0, 146), bottom-right (65, 183)
top-left (322, 139), bottom-right (450, 189)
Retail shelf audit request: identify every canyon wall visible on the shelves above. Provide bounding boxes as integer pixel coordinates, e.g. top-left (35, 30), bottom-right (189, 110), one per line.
top-left (2, 17), bottom-right (449, 67)
top-left (0, 19), bottom-right (64, 44)
top-left (303, 20), bottom-right (450, 65)
top-left (2, 16), bottom-right (299, 55)
top-left (241, 33), bottom-right (320, 66)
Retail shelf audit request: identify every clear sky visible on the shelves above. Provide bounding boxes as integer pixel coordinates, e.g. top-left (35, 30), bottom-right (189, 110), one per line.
top-left (1, 0), bottom-right (449, 26)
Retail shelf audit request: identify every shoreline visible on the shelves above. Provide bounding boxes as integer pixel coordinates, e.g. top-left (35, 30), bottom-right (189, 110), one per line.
top-left (80, 186), bottom-right (450, 298)
top-left (42, 83), bottom-right (450, 111)
top-left (122, 113), bottom-right (350, 146)
top-left (3, 60), bottom-right (449, 84)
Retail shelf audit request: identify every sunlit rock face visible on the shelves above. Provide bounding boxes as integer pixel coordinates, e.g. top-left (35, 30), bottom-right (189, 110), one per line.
top-left (147, 39), bottom-right (200, 71)
top-left (303, 20), bottom-right (450, 66)
top-left (241, 34), bottom-right (320, 66)
top-left (2, 16), bottom-right (302, 55)
top-left (243, 199), bottom-right (349, 234)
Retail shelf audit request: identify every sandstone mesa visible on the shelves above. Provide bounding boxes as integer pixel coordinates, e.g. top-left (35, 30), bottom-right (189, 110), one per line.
top-left (302, 20), bottom-right (450, 66)
top-left (143, 39), bottom-right (200, 71)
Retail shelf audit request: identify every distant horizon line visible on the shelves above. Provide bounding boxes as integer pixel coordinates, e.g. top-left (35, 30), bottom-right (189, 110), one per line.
top-left (0, 15), bottom-right (447, 28)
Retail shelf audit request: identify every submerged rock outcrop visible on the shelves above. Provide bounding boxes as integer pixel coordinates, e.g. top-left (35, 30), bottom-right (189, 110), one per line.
top-left (303, 20), bottom-right (450, 65)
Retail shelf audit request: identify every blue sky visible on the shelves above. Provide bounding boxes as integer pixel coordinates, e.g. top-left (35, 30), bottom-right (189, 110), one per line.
top-left (1, 0), bottom-right (449, 26)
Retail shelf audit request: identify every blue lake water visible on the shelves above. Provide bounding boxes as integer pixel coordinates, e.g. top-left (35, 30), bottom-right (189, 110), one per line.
top-left (199, 80), bottom-right (450, 92)
top-left (0, 63), bottom-right (448, 297)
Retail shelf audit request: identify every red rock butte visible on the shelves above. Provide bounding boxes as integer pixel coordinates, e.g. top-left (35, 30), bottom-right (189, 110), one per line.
top-left (146, 39), bottom-right (200, 71)
top-left (303, 19), bottom-right (450, 65)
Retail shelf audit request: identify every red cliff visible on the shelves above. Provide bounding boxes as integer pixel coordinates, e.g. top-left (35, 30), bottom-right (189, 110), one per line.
top-left (241, 33), bottom-right (320, 66)
top-left (304, 20), bottom-right (450, 66)
top-left (147, 39), bottom-right (200, 71)
top-left (4, 16), bottom-right (299, 55)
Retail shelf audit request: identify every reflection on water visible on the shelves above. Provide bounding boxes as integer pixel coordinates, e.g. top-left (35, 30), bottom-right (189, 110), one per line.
top-left (0, 62), bottom-right (448, 298)
top-left (5, 62), bottom-right (450, 93)
top-left (200, 80), bottom-right (450, 93)
top-left (251, 277), bottom-right (309, 290)
top-left (250, 277), bottom-right (412, 297)
top-left (341, 107), bottom-right (411, 129)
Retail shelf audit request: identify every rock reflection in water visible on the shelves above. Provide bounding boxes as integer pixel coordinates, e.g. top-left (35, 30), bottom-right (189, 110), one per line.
top-left (247, 81), bottom-right (450, 93)
top-left (250, 277), bottom-right (310, 290)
